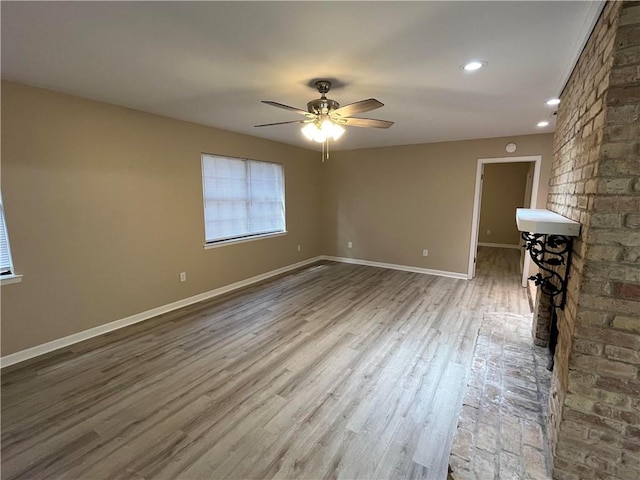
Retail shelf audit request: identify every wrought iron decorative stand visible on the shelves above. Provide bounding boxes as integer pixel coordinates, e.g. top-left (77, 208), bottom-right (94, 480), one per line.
top-left (521, 232), bottom-right (573, 310)
top-left (521, 232), bottom-right (573, 371)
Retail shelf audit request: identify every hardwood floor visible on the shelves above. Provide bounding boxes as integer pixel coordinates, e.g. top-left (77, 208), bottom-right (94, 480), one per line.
top-left (1, 247), bottom-right (529, 480)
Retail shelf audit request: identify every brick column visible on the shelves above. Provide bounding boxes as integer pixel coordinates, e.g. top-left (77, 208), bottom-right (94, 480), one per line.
top-left (533, 288), bottom-right (553, 347)
top-left (537, 2), bottom-right (640, 479)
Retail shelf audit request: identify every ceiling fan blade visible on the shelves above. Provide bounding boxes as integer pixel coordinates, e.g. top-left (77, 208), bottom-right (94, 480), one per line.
top-left (261, 100), bottom-right (311, 116)
top-left (254, 120), bottom-right (309, 127)
top-left (331, 98), bottom-right (384, 118)
top-left (339, 117), bottom-right (394, 128)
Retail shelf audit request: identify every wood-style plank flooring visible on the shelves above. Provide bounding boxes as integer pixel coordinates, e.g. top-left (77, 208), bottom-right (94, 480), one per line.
top-left (1, 247), bottom-right (529, 480)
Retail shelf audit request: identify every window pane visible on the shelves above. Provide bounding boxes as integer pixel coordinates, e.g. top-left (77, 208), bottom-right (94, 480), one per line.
top-left (202, 155), bottom-right (285, 243)
top-left (247, 160), bottom-right (285, 235)
top-left (0, 194), bottom-right (14, 275)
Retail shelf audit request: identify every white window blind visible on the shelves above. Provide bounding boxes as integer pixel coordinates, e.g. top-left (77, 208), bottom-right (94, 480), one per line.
top-left (0, 194), bottom-right (14, 275)
top-left (202, 154), bottom-right (285, 244)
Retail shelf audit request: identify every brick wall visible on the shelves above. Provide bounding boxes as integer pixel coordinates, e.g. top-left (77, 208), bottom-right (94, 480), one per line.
top-left (538, 2), bottom-right (640, 479)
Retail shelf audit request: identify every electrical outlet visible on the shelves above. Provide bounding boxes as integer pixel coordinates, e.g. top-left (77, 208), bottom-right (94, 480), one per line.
top-left (180, 272), bottom-right (186, 282)
top-left (422, 249), bottom-right (428, 257)
top-left (487, 229), bottom-right (491, 235)
top-left (297, 244), bottom-right (301, 252)
top-left (348, 241), bottom-right (353, 249)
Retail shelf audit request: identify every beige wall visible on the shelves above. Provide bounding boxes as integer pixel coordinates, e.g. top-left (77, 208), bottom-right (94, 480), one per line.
top-left (478, 162), bottom-right (531, 245)
top-left (322, 135), bottom-right (553, 274)
top-left (1, 81), bottom-right (555, 357)
top-left (1, 81), bottom-right (322, 355)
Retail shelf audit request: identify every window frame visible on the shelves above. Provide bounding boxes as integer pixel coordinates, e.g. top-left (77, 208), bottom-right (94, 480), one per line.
top-left (0, 192), bottom-right (21, 285)
top-left (201, 153), bottom-right (287, 248)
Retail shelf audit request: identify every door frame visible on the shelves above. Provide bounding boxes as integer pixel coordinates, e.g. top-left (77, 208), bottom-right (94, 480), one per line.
top-left (467, 155), bottom-right (542, 286)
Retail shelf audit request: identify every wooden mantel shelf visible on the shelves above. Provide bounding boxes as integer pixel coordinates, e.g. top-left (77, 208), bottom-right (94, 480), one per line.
top-left (516, 208), bottom-right (581, 236)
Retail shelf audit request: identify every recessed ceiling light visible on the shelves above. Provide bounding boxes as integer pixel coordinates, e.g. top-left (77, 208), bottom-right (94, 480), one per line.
top-left (546, 98), bottom-right (561, 106)
top-left (537, 121), bottom-right (550, 127)
top-left (463, 61), bottom-right (486, 71)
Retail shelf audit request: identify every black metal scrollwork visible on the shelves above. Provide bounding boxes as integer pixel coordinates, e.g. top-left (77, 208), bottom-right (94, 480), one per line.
top-left (521, 232), bottom-right (573, 310)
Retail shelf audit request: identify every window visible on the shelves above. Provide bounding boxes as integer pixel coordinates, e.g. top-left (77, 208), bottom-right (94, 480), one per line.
top-left (0, 192), bottom-right (15, 276)
top-left (201, 154), bottom-right (286, 245)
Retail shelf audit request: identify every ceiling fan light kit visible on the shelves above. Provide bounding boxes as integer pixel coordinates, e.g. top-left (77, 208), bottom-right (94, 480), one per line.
top-left (301, 121), bottom-right (345, 143)
top-left (256, 80), bottom-right (393, 160)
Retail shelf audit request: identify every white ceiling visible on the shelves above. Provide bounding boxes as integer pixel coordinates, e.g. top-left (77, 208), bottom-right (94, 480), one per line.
top-left (1, 1), bottom-right (603, 151)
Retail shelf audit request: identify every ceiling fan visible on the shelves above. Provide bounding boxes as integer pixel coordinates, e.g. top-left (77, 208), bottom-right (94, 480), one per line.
top-left (255, 80), bottom-right (394, 147)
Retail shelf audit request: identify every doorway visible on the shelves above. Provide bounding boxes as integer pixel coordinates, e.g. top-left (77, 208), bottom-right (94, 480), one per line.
top-left (467, 155), bottom-right (542, 286)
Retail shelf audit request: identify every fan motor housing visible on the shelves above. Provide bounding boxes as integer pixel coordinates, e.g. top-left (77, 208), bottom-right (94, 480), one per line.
top-left (307, 98), bottom-right (339, 115)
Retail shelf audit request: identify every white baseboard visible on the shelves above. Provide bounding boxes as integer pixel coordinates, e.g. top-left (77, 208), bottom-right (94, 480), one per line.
top-left (478, 242), bottom-right (521, 250)
top-left (1, 256), bottom-right (323, 369)
top-left (321, 256), bottom-right (468, 280)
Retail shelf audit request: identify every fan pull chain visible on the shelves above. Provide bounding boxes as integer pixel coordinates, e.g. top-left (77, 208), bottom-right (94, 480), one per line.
top-left (319, 138), bottom-right (335, 163)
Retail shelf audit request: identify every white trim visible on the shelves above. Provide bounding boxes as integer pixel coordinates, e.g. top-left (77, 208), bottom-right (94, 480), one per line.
top-left (322, 256), bottom-right (468, 280)
top-left (0, 256), bottom-right (322, 368)
top-left (467, 155), bottom-right (541, 284)
top-left (556, 1), bottom-right (605, 95)
top-left (1, 274), bottom-right (23, 285)
top-left (204, 231), bottom-right (287, 249)
top-left (478, 242), bottom-right (522, 250)
top-left (469, 162), bottom-right (484, 279)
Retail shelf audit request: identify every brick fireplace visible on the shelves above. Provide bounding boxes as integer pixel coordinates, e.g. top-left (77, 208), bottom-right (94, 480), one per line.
top-left (532, 1), bottom-right (640, 479)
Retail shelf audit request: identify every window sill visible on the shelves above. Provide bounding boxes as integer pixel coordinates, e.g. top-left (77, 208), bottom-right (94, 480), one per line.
top-left (204, 231), bottom-right (287, 249)
top-left (1, 274), bottom-right (23, 285)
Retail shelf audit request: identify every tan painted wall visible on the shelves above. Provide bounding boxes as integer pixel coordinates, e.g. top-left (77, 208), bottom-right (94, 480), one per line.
top-left (1, 81), bottom-right (322, 355)
top-left (478, 162), bottom-right (531, 245)
top-left (322, 135), bottom-right (553, 274)
top-left (0, 81), bottom-right (555, 357)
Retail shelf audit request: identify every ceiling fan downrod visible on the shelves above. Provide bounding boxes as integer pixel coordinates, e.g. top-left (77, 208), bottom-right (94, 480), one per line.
top-left (315, 80), bottom-right (331, 96)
